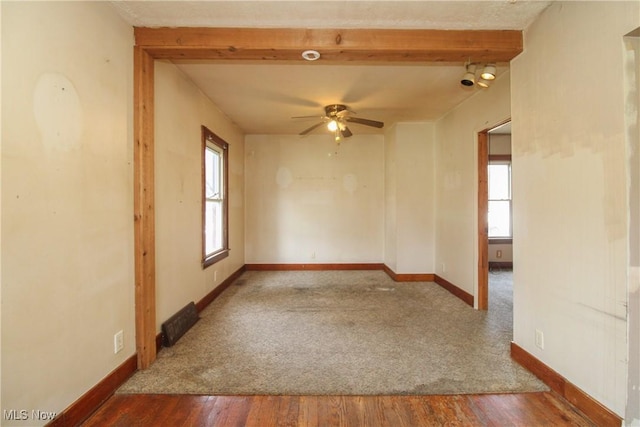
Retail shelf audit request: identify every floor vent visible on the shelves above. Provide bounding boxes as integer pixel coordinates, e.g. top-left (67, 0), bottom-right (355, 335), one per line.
top-left (161, 301), bottom-right (199, 347)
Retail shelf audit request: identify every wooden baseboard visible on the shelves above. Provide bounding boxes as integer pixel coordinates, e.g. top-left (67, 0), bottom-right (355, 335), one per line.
top-left (434, 275), bottom-right (474, 307)
top-left (489, 261), bottom-right (513, 269)
top-left (245, 263), bottom-right (385, 271)
top-left (195, 265), bottom-right (246, 313)
top-left (383, 265), bottom-right (435, 282)
top-left (47, 354), bottom-right (137, 427)
top-left (510, 342), bottom-right (622, 427)
top-left (154, 265), bottom-right (247, 354)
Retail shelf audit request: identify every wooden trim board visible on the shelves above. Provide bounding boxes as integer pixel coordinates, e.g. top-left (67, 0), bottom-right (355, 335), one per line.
top-left (477, 130), bottom-right (489, 310)
top-left (510, 342), bottom-right (622, 427)
top-left (434, 275), bottom-right (474, 307)
top-left (134, 27), bottom-right (523, 62)
top-left (489, 261), bottom-right (513, 269)
top-left (195, 265), bottom-right (247, 313)
top-left (245, 263), bottom-right (385, 271)
top-left (383, 265), bottom-right (435, 282)
top-left (488, 154), bottom-right (512, 162)
top-left (133, 45), bottom-right (157, 370)
top-left (383, 266), bottom-right (472, 307)
top-left (47, 355), bottom-right (137, 427)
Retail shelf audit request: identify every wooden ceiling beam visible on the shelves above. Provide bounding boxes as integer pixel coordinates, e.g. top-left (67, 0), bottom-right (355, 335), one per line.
top-left (134, 27), bottom-right (522, 62)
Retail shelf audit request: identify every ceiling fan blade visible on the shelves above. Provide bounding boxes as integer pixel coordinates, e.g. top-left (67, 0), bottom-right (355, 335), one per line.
top-left (346, 117), bottom-right (384, 128)
top-left (299, 121), bottom-right (325, 136)
top-left (341, 126), bottom-right (353, 138)
top-left (292, 115), bottom-right (325, 120)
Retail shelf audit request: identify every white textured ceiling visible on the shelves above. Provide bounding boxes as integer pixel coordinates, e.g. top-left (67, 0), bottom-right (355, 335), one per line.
top-left (112, 1), bottom-right (550, 135)
top-left (112, 1), bottom-right (551, 30)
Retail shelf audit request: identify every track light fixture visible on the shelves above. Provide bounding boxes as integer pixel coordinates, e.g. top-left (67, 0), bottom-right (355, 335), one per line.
top-left (460, 62), bottom-right (497, 88)
top-left (481, 64), bottom-right (496, 80)
top-left (460, 64), bottom-right (476, 87)
top-left (477, 78), bottom-right (491, 88)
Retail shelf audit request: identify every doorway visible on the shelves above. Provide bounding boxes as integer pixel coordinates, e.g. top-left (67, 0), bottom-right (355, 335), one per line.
top-left (477, 120), bottom-right (511, 310)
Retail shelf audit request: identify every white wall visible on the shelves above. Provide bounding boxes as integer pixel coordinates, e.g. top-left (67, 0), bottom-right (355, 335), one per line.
top-left (385, 123), bottom-right (436, 274)
top-left (245, 134), bottom-right (384, 263)
top-left (435, 73), bottom-right (511, 297)
top-left (155, 61), bottom-right (245, 331)
top-left (511, 1), bottom-right (639, 416)
top-left (1, 2), bottom-right (134, 424)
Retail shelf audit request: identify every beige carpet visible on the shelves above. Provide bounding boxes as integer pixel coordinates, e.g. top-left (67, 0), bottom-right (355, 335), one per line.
top-left (118, 270), bottom-right (547, 395)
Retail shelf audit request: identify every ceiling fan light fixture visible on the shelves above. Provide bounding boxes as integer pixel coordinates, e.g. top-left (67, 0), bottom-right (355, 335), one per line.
top-left (301, 50), bottom-right (321, 61)
top-left (294, 104), bottom-right (384, 140)
top-left (481, 64), bottom-right (497, 80)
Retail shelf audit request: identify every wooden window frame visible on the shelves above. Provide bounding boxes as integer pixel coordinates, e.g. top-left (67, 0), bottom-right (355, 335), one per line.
top-left (202, 126), bottom-right (229, 268)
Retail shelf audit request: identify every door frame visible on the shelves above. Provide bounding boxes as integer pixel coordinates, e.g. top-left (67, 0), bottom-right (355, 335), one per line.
top-left (133, 27), bottom-right (523, 368)
top-left (477, 118), bottom-right (511, 311)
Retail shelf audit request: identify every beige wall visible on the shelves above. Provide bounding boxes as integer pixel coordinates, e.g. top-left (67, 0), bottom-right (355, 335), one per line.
top-left (625, 30), bottom-right (640, 426)
top-left (245, 134), bottom-right (384, 263)
top-left (489, 133), bottom-right (511, 156)
top-left (1, 2), bottom-right (134, 424)
top-left (488, 243), bottom-right (513, 264)
top-left (435, 73), bottom-right (511, 298)
top-left (511, 1), bottom-right (639, 416)
top-left (384, 126), bottom-right (398, 271)
top-left (155, 61), bottom-right (245, 331)
top-left (384, 123), bottom-right (436, 273)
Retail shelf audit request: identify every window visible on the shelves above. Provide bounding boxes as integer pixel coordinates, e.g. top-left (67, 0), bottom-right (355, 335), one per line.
top-left (202, 126), bottom-right (229, 268)
top-left (488, 161), bottom-right (512, 239)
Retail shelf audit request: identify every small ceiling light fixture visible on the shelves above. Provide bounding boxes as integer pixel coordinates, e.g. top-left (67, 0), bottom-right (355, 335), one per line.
top-left (301, 50), bottom-right (321, 61)
top-left (481, 64), bottom-right (497, 80)
top-left (327, 120), bottom-right (338, 131)
top-left (477, 78), bottom-right (491, 88)
top-left (460, 62), bottom-right (498, 88)
top-left (460, 63), bottom-right (476, 87)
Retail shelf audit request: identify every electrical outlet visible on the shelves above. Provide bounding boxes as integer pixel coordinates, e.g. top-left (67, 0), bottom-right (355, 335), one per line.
top-left (114, 330), bottom-right (124, 354)
top-left (535, 329), bottom-right (544, 350)
top-left (311, 252), bottom-right (316, 260)
top-left (496, 250), bottom-right (503, 259)
top-left (214, 270), bottom-right (218, 282)
top-left (441, 263), bottom-right (446, 273)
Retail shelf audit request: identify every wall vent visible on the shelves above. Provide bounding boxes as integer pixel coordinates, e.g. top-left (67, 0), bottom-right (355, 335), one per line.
top-left (161, 301), bottom-right (199, 347)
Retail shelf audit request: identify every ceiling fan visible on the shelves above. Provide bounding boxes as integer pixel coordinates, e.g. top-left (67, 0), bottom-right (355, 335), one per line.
top-left (293, 104), bottom-right (384, 142)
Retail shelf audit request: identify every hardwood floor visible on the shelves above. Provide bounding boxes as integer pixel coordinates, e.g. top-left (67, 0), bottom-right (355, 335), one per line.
top-left (82, 392), bottom-right (595, 426)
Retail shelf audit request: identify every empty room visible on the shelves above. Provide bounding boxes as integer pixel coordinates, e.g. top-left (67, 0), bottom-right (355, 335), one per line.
top-left (2, 1), bottom-right (639, 426)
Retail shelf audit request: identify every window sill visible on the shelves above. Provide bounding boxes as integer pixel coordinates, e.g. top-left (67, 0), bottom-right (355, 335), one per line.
top-left (202, 249), bottom-right (229, 269)
top-left (489, 238), bottom-right (512, 244)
